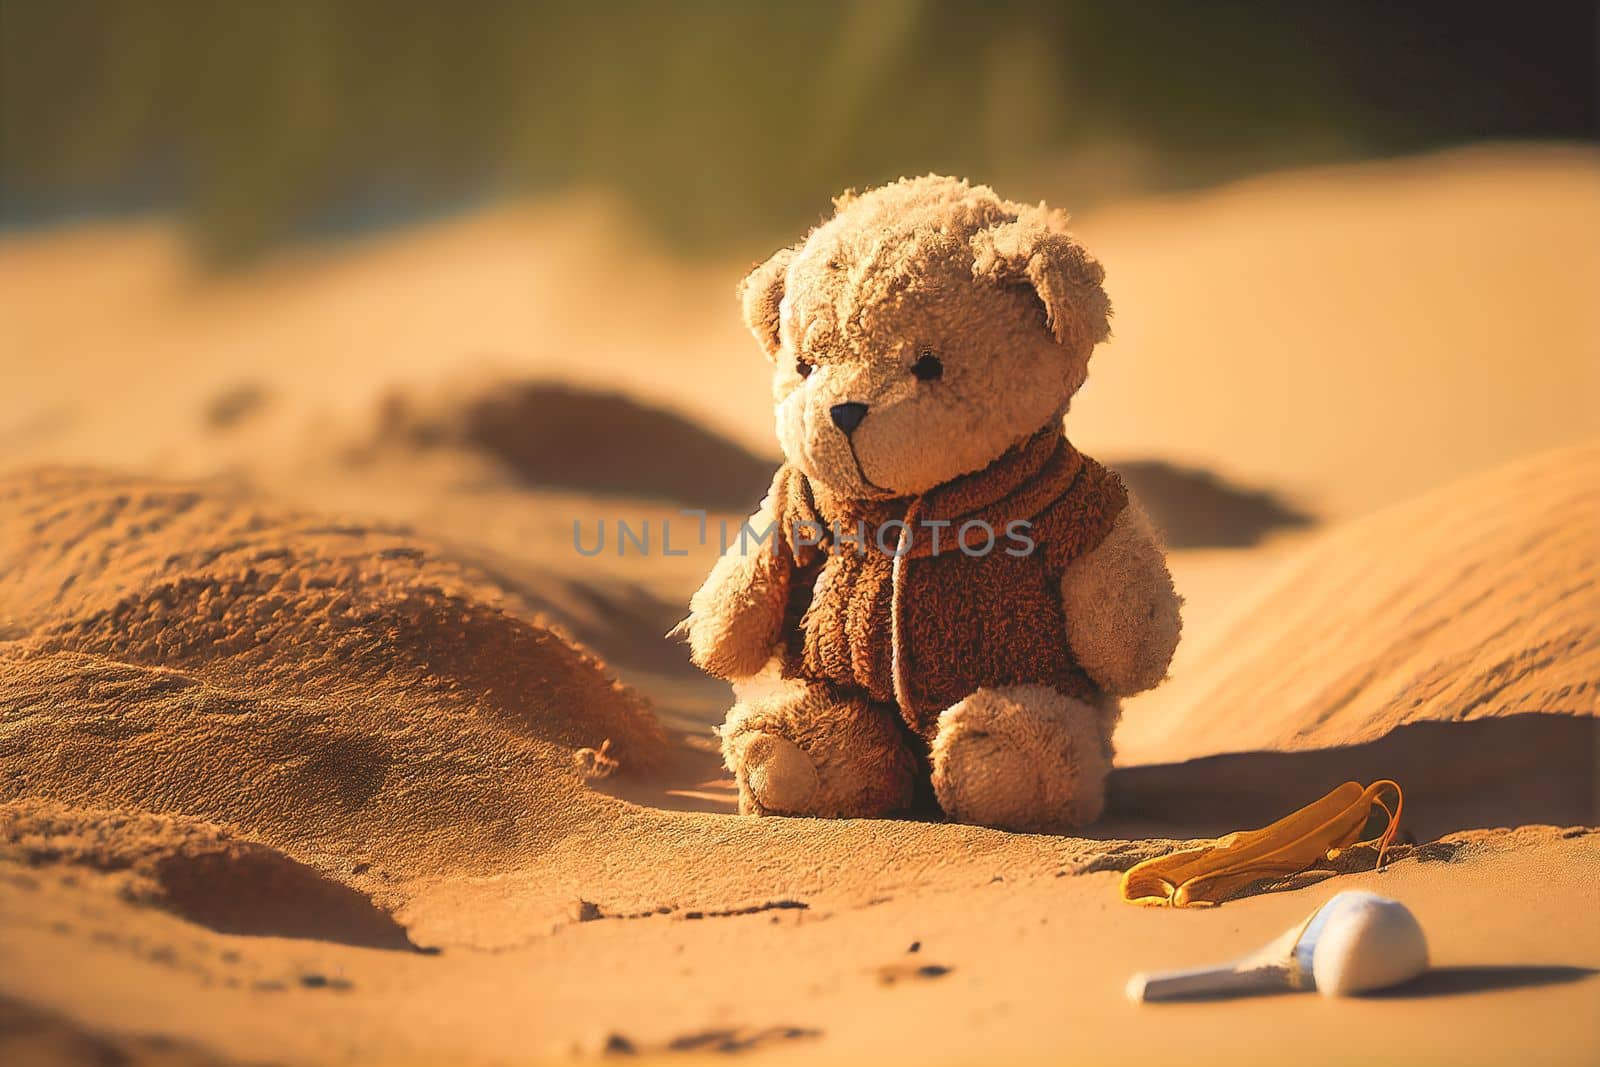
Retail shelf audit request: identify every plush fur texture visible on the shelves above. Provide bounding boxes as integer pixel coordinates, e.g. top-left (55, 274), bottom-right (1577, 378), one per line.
top-left (720, 677), bottom-right (916, 817)
top-left (1059, 499), bottom-right (1184, 697)
top-left (682, 495), bottom-right (789, 678)
top-left (689, 175), bottom-right (1181, 831)
top-left (930, 685), bottom-right (1114, 831)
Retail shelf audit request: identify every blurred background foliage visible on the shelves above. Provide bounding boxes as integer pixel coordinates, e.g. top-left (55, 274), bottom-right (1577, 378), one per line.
top-left (2, 0), bottom-right (1594, 263)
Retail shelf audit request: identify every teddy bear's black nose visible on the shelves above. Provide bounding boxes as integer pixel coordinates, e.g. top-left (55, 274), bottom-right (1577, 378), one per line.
top-left (829, 402), bottom-right (869, 434)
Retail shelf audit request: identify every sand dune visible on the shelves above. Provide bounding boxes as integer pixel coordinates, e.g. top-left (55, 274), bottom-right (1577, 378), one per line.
top-left (0, 458), bottom-right (1595, 1065)
top-left (0, 467), bottom-right (664, 880)
top-left (370, 379), bottom-right (777, 511)
top-left (1118, 442), bottom-right (1600, 765)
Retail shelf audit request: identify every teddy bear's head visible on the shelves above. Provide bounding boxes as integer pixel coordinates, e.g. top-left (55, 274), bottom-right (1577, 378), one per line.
top-left (739, 175), bottom-right (1110, 499)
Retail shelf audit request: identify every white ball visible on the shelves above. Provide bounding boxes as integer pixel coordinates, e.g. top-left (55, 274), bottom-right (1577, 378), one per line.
top-left (1311, 893), bottom-right (1429, 996)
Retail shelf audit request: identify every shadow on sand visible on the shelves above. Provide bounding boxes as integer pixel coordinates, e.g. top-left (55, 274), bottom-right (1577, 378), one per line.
top-left (455, 382), bottom-right (775, 512)
top-left (1102, 713), bottom-right (1597, 842)
top-left (607, 708), bottom-right (1597, 843)
top-left (1116, 458), bottom-right (1314, 548)
top-left (1376, 965), bottom-right (1598, 998)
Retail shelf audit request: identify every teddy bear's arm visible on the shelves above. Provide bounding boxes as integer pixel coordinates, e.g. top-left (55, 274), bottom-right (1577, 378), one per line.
top-left (680, 496), bottom-right (792, 681)
top-left (1059, 496), bottom-right (1183, 697)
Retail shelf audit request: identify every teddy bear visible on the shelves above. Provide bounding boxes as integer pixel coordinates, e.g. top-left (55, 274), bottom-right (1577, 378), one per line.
top-left (680, 175), bottom-right (1181, 832)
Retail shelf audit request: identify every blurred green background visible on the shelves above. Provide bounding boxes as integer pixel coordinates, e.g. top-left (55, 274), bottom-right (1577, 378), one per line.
top-left (2, 0), bottom-right (1594, 262)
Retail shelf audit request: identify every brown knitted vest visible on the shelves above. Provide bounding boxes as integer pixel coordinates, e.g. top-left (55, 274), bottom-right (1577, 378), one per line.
top-left (766, 427), bottom-right (1127, 739)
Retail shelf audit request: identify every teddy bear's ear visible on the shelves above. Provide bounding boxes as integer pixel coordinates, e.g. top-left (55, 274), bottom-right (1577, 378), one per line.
top-left (737, 245), bottom-right (797, 359)
top-left (970, 219), bottom-right (1111, 350)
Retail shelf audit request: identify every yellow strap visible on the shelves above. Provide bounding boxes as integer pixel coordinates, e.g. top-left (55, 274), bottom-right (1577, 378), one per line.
top-left (1121, 780), bottom-right (1404, 908)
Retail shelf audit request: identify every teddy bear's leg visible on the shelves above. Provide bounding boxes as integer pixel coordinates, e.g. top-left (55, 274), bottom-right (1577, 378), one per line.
top-left (720, 678), bottom-right (916, 818)
top-left (930, 685), bottom-right (1115, 832)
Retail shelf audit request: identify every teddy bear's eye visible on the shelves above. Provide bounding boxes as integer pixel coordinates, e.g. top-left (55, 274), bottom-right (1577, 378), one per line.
top-left (911, 351), bottom-right (943, 381)
top-left (795, 359), bottom-right (814, 379)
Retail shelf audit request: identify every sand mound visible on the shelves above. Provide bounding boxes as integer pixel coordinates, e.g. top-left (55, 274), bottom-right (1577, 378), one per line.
top-left (1119, 442), bottom-right (1600, 766)
top-left (1, 799), bottom-right (417, 950)
top-left (0, 467), bottom-right (663, 875)
top-left (370, 380), bottom-right (776, 511)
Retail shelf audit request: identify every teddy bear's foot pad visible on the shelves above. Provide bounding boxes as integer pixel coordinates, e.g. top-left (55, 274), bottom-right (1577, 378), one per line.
top-left (739, 732), bottom-right (821, 814)
top-left (720, 681), bottom-right (917, 818)
top-left (930, 685), bottom-right (1110, 832)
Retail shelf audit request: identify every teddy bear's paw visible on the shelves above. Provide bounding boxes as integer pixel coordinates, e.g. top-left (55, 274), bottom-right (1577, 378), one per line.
top-left (735, 731), bottom-right (821, 815)
top-left (719, 682), bottom-right (916, 818)
top-left (930, 685), bottom-right (1110, 832)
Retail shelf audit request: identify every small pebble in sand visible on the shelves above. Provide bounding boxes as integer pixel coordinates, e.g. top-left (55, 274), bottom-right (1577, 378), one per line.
top-left (601, 1032), bottom-right (636, 1056)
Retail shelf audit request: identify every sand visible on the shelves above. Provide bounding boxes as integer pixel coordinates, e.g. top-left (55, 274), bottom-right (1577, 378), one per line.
top-left (1, 145), bottom-right (1597, 1065)
top-left (1116, 443), bottom-right (1600, 757)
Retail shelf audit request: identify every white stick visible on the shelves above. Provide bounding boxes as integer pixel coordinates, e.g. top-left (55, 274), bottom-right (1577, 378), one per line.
top-left (1126, 960), bottom-right (1293, 1003)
